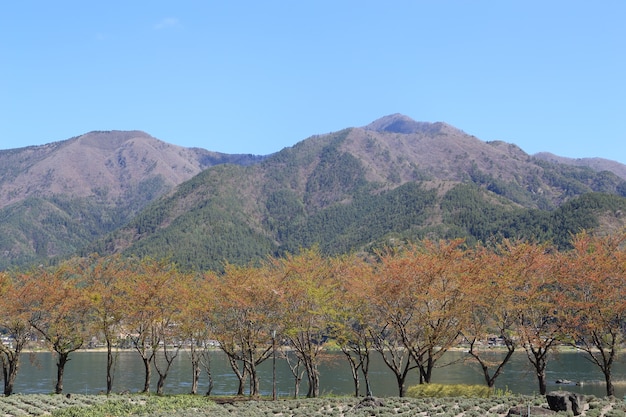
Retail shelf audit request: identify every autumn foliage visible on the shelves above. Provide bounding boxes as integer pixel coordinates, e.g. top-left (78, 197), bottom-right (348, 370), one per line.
top-left (0, 231), bottom-right (625, 397)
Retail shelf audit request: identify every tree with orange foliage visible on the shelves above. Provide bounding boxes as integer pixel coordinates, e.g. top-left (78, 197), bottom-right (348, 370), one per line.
top-left (275, 248), bottom-right (337, 398)
top-left (0, 271), bottom-right (35, 395)
top-left (178, 271), bottom-right (215, 395)
top-left (80, 254), bottom-right (129, 395)
top-left (505, 240), bottom-right (562, 395)
top-left (558, 231), bottom-right (626, 396)
top-left (25, 264), bottom-right (91, 394)
top-left (372, 240), bottom-right (469, 391)
top-left (120, 257), bottom-right (184, 394)
top-left (331, 254), bottom-right (376, 397)
top-left (118, 261), bottom-right (156, 393)
top-left (368, 246), bottom-right (419, 397)
top-left (209, 262), bottom-right (282, 396)
top-left (462, 244), bottom-right (518, 388)
top-left (406, 239), bottom-right (469, 384)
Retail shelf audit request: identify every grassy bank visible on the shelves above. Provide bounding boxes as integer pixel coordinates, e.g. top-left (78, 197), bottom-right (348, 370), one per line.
top-left (0, 393), bottom-right (624, 417)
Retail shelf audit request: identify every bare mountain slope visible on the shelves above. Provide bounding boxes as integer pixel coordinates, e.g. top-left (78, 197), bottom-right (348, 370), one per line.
top-left (3, 115), bottom-right (626, 271)
top-left (534, 152), bottom-right (626, 181)
top-left (0, 130), bottom-right (261, 209)
top-left (88, 115), bottom-right (626, 271)
top-left (0, 130), bottom-right (264, 269)
top-left (343, 115), bottom-right (532, 186)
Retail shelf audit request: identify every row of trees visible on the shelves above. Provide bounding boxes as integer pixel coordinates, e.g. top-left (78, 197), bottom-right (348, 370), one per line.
top-left (0, 231), bottom-right (625, 397)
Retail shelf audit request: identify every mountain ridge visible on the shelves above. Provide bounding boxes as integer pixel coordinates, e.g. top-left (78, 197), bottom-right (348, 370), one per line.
top-left (1, 114), bottom-right (626, 271)
top-left (533, 151), bottom-right (626, 181)
top-left (83, 115), bottom-right (626, 271)
top-left (0, 130), bottom-right (264, 210)
top-left (0, 130), bottom-right (265, 268)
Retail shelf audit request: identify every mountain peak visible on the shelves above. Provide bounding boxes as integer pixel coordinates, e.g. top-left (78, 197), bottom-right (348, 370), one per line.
top-left (363, 114), bottom-right (456, 135)
top-left (73, 130), bottom-right (154, 150)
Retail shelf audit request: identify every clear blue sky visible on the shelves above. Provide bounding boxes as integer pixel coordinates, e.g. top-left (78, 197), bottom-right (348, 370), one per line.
top-left (1, 1), bottom-right (624, 163)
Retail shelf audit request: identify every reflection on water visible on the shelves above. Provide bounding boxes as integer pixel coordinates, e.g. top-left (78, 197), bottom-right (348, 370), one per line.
top-left (12, 349), bottom-right (626, 398)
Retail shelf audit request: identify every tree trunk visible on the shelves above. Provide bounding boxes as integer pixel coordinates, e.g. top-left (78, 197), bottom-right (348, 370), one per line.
top-left (283, 352), bottom-right (303, 398)
top-left (293, 378), bottom-right (301, 398)
top-left (153, 345), bottom-right (180, 396)
top-left (523, 341), bottom-right (552, 397)
top-left (236, 368), bottom-right (247, 396)
top-left (141, 355), bottom-right (151, 393)
top-left (187, 339), bottom-right (200, 395)
top-left (227, 355), bottom-right (247, 396)
top-left (481, 362), bottom-right (495, 388)
top-left (604, 369), bottom-right (615, 397)
top-left (2, 354), bottom-right (20, 396)
top-left (537, 368), bottom-right (547, 395)
top-left (205, 376), bottom-right (214, 396)
top-left (530, 352), bottom-right (549, 395)
top-left (362, 354), bottom-right (373, 397)
top-left (55, 352), bottom-right (70, 394)
top-left (395, 373), bottom-right (408, 397)
top-left (250, 367), bottom-right (260, 397)
top-left (352, 369), bottom-right (360, 397)
top-left (340, 347), bottom-right (361, 397)
top-left (528, 354), bottom-right (548, 395)
top-left (305, 361), bottom-right (320, 398)
top-left (200, 349), bottom-right (214, 396)
top-left (190, 357), bottom-right (200, 395)
top-left (156, 374), bottom-right (167, 395)
top-left (373, 327), bottom-right (416, 398)
top-left (375, 348), bottom-right (413, 397)
top-left (419, 355), bottom-right (434, 384)
top-left (244, 348), bottom-right (261, 397)
top-left (106, 339), bottom-right (114, 395)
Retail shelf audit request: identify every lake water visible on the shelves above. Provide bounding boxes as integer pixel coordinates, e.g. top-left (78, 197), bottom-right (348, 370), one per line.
top-left (12, 349), bottom-right (626, 398)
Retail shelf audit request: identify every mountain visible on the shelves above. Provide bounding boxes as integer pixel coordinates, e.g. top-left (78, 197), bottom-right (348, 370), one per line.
top-left (0, 131), bottom-right (264, 269)
top-left (2, 115), bottom-right (626, 271)
top-left (534, 152), bottom-right (626, 181)
top-left (82, 114), bottom-right (626, 272)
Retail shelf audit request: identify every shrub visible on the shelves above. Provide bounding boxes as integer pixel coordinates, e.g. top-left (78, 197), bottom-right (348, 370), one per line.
top-left (406, 383), bottom-right (492, 398)
top-left (586, 409), bottom-right (602, 417)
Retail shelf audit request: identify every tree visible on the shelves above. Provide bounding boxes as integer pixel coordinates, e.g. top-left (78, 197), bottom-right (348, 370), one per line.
top-left (0, 272), bottom-right (35, 395)
top-left (25, 264), bottom-right (91, 394)
top-left (209, 263), bottom-right (280, 396)
top-left (368, 247), bottom-right (418, 397)
top-left (275, 248), bottom-right (337, 398)
top-left (558, 231), bottom-right (626, 396)
top-left (119, 257), bottom-right (176, 394)
top-left (140, 260), bottom-right (186, 395)
top-left (462, 245), bottom-right (517, 388)
top-left (332, 254), bottom-right (375, 397)
top-left (372, 240), bottom-right (468, 389)
top-left (405, 239), bottom-right (469, 384)
top-left (178, 271), bottom-right (214, 395)
top-left (506, 240), bottom-right (562, 395)
top-left (279, 348), bottom-right (306, 398)
top-left (80, 254), bottom-right (129, 395)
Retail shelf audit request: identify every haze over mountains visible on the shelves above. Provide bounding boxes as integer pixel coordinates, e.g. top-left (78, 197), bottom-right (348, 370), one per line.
top-left (1, 114), bottom-right (625, 271)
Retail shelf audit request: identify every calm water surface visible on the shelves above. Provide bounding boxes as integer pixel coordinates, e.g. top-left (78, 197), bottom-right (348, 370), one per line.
top-left (12, 349), bottom-right (626, 398)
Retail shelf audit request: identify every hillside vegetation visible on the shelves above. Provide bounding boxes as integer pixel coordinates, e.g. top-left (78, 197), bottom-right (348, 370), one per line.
top-left (87, 116), bottom-right (626, 272)
top-left (0, 131), bottom-right (263, 270)
top-left (2, 115), bottom-right (626, 271)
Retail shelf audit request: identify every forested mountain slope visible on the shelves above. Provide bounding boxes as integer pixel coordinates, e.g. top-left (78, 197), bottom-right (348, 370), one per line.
top-left (0, 131), bottom-right (264, 269)
top-left (86, 114), bottom-right (626, 271)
